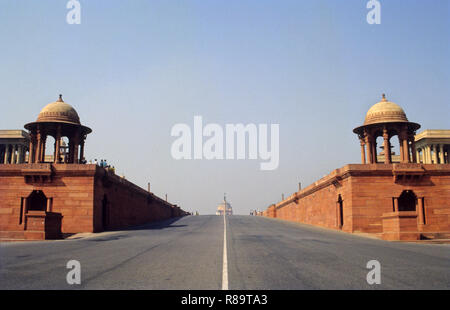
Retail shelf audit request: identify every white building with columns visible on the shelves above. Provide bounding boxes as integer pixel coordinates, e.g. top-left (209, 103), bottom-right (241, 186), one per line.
top-left (415, 129), bottom-right (450, 164)
top-left (0, 130), bottom-right (30, 164)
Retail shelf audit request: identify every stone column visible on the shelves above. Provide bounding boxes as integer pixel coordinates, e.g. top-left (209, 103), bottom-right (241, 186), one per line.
top-left (16, 145), bottom-right (20, 163)
top-left (16, 145), bottom-right (20, 164)
top-left (416, 149), bottom-right (421, 164)
top-left (439, 144), bottom-right (444, 164)
top-left (73, 136), bottom-right (80, 164)
top-left (3, 144), bottom-right (9, 164)
top-left (393, 197), bottom-right (399, 212)
top-left (54, 138), bottom-right (61, 163)
top-left (432, 144), bottom-right (438, 164)
top-left (366, 135), bottom-right (373, 164)
top-left (54, 126), bottom-right (61, 164)
top-left (40, 134), bottom-right (46, 163)
top-left (403, 138), bottom-right (410, 163)
top-left (28, 140), bottom-right (33, 164)
top-left (446, 145), bottom-right (449, 164)
top-left (67, 138), bottom-right (73, 163)
top-left (398, 128), bottom-right (410, 163)
top-left (360, 138), bottom-right (366, 164)
top-left (12, 145), bottom-right (17, 164)
top-left (35, 130), bottom-right (42, 163)
top-left (79, 139), bottom-right (85, 163)
top-left (28, 133), bottom-right (35, 163)
top-left (17, 145), bottom-right (23, 164)
top-left (23, 146), bottom-right (28, 163)
top-left (426, 145), bottom-right (432, 164)
top-left (383, 129), bottom-right (391, 164)
top-left (372, 139), bottom-right (377, 163)
top-left (429, 144), bottom-right (433, 163)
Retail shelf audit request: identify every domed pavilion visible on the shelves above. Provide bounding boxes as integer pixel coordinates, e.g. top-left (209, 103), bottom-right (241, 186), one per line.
top-left (24, 95), bottom-right (91, 164)
top-left (353, 94), bottom-right (421, 164)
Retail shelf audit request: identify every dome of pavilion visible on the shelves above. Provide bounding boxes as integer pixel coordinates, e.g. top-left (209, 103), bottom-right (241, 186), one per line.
top-left (353, 94), bottom-right (420, 135)
top-left (363, 94), bottom-right (408, 125)
top-left (35, 95), bottom-right (81, 125)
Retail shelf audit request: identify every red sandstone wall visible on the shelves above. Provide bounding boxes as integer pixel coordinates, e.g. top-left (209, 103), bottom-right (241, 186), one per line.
top-left (93, 168), bottom-right (177, 232)
top-left (263, 164), bottom-right (450, 236)
top-left (0, 164), bottom-right (186, 237)
top-left (273, 176), bottom-right (353, 232)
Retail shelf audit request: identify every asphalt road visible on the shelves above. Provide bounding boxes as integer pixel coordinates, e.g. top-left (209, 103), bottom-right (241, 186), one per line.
top-left (0, 215), bottom-right (449, 289)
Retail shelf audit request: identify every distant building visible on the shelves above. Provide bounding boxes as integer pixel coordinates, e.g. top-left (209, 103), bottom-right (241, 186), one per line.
top-left (216, 196), bottom-right (233, 215)
top-left (0, 130), bottom-right (29, 164)
top-left (415, 130), bottom-right (450, 164)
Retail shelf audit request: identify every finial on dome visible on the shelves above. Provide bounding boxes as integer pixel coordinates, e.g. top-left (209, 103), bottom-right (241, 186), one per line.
top-left (382, 93), bottom-right (387, 101)
top-left (57, 94), bottom-right (64, 102)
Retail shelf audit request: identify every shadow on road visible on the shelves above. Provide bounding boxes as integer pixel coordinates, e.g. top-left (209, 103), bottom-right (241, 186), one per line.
top-left (120, 216), bottom-right (188, 231)
top-left (62, 217), bottom-right (190, 241)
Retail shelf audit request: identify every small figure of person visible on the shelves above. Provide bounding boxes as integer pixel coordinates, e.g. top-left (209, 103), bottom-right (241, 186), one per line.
top-left (94, 159), bottom-right (98, 166)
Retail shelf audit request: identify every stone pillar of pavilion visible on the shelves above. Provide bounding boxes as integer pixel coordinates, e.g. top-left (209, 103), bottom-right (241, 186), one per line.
top-left (359, 136), bottom-right (366, 164)
top-left (24, 95), bottom-right (92, 164)
top-left (353, 94), bottom-right (421, 164)
top-left (383, 128), bottom-right (391, 164)
top-left (54, 124), bottom-right (62, 163)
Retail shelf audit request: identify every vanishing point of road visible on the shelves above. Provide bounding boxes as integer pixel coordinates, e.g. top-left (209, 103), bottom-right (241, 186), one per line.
top-left (1, 215), bottom-right (449, 289)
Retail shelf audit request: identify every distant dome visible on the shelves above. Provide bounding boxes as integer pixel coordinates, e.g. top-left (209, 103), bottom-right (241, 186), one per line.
top-left (36, 95), bottom-right (80, 125)
top-left (363, 94), bottom-right (408, 125)
top-left (216, 201), bottom-right (233, 215)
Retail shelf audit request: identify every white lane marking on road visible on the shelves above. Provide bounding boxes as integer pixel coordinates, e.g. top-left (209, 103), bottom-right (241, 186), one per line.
top-left (222, 213), bottom-right (229, 290)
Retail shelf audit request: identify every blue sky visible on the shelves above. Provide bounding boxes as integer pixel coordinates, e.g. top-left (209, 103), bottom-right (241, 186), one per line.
top-left (1, 0), bottom-right (449, 214)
